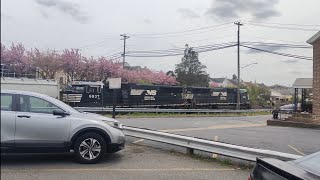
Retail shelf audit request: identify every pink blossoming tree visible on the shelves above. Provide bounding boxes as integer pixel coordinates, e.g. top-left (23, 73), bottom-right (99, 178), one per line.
top-left (1, 42), bottom-right (178, 85)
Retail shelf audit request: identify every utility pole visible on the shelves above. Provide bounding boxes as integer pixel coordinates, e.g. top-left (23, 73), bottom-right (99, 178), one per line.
top-left (234, 21), bottom-right (243, 110)
top-left (120, 34), bottom-right (130, 68)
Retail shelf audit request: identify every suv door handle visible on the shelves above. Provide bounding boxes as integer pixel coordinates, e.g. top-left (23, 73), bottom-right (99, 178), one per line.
top-left (17, 115), bottom-right (31, 118)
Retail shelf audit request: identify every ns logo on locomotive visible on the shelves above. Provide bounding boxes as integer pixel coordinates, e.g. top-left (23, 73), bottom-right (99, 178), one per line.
top-left (62, 81), bottom-right (250, 109)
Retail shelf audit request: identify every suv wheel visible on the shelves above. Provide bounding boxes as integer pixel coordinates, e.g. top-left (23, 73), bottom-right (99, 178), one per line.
top-left (74, 133), bottom-right (106, 164)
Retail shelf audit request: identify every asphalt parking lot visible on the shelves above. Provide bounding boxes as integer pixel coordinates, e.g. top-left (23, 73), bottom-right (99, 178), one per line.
top-left (1, 140), bottom-right (250, 180)
top-left (2, 115), bottom-right (318, 180)
top-left (120, 115), bottom-right (320, 155)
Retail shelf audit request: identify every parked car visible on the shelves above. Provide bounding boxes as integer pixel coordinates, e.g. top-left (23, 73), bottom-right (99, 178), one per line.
top-left (279, 103), bottom-right (299, 114)
top-left (0, 89), bottom-right (125, 164)
top-left (249, 151), bottom-right (320, 180)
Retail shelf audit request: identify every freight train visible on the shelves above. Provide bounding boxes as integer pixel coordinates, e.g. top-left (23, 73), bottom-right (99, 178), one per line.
top-left (62, 81), bottom-right (251, 109)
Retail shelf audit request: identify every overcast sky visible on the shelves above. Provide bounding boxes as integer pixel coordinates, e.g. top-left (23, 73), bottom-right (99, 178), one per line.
top-left (1, 0), bottom-right (319, 86)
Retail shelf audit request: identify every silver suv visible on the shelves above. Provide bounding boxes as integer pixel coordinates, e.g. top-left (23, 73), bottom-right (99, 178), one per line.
top-left (0, 90), bottom-right (125, 163)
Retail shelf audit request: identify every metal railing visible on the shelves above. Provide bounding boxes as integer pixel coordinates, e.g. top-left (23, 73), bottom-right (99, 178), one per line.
top-left (123, 126), bottom-right (302, 162)
top-left (75, 107), bottom-right (270, 113)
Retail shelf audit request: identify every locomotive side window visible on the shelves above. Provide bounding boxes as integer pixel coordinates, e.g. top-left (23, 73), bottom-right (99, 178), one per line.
top-left (74, 86), bottom-right (85, 93)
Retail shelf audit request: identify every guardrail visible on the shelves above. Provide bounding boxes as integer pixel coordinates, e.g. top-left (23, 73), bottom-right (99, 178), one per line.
top-left (123, 126), bottom-right (302, 162)
top-left (75, 107), bottom-right (271, 114)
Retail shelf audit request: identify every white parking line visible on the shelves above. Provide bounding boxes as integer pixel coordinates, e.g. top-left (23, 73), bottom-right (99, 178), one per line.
top-left (161, 123), bottom-right (266, 132)
top-left (288, 145), bottom-right (305, 156)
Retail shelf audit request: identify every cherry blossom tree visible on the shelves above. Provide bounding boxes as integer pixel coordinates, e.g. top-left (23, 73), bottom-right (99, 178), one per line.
top-left (1, 43), bottom-right (9, 64)
top-left (60, 49), bottom-right (83, 82)
top-left (1, 42), bottom-right (178, 85)
top-left (28, 49), bottom-right (61, 79)
top-left (3, 43), bottom-right (33, 77)
top-left (77, 56), bottom-right (97, 81)
top-left (94, 57), bottom-right (122, 81)
top-left (209, 81), bottom-right (220, 88)
top-left (115, 68), bottom-right (178, 85)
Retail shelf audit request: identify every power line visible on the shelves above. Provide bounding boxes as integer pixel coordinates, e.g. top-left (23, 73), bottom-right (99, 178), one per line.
top-left (103, 52), bottom-right (122, 59)
top-left (128, 33), bottom-right (235, 48)
top-left (101, 46), bottom-right (123, 56)
top-left (246, 23), bottom-right (319, 31)
top-left (55, 37), bottom-right (119, 52)
top-left (246, 21), bottom-right (320, 27)
top-left (130, 25), bottom-right (234, 39)
top-left (241, 45), bottom-right (313, 60)
top-left (126, 42), bottom-right (236, 55)
top-left (129, 22), bottom-right (233, 37)
top-left (242, 34), bottom-right (308, 45)
top-left (126, 44), bottom-right (236, 57)
top-left (241, 42), bottom-right (312, 49)
top-left (109, 56), bottom-right (122, 61)
top-left (77, 39), bottom-right (116, 50)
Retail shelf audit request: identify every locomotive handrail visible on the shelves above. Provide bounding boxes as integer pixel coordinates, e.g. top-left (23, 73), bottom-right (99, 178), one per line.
top-left (74, 107), bottom-right (270, 113)
top-left (123, 126), bottom-right (302, 162)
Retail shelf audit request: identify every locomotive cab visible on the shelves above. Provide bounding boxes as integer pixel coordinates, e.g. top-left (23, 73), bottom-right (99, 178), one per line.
top-left (62, 81), bottom-right (103, 107)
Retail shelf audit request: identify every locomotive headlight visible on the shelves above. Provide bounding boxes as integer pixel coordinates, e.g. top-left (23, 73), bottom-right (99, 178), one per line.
top-left (106, 121), bottom-right (123, 130)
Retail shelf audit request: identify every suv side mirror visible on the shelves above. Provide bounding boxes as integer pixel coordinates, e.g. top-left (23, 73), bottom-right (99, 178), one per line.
top-left (53, 109), bottom-right (69, 117)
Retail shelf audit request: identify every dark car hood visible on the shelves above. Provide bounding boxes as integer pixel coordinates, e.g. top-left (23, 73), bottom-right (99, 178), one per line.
top-left (256, 158), bottom-right (320, 180)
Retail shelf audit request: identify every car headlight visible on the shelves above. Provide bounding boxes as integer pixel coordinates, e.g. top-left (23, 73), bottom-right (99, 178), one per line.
top-left (105, 121), bottom-right (123, 130)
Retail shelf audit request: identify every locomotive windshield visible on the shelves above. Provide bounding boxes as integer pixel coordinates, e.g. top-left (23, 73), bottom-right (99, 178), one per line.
top-left (86, 86), bottom-right (101, 93)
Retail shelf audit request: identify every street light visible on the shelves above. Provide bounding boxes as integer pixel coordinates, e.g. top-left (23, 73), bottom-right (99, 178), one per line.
top-left (241, 62), bottom-right (258, 69)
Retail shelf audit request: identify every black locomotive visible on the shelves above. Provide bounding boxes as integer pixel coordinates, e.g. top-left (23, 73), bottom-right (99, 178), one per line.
top-left (62, 81), bottom-right (251, 109)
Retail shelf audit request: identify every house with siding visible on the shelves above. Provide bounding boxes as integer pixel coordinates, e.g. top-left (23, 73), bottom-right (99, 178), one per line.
top-left (209, 78), bottom-right (234, 87)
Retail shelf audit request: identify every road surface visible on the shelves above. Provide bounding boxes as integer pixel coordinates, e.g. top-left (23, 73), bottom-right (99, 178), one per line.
top-left (120, 115), bottom-right (320, 155)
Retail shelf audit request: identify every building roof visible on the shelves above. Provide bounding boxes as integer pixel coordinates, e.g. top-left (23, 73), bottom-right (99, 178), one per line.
top-left (210, 78), bottom-right (226, 83)
top-left (270, 89), bottom-right (283, 97)
top-left (1, 77), bottom-right (57, 85)
top-left (307, 31), bottom-right (320, 44)
top-left (293, 78), bottom-right (313, 89)
top-left (228, 79), bottom-right (238, 85)
top-left (243, 81), bottom-right (255, 87)
top-left (269, 85), bottom-right (293, 96)
top-left (123, 62), bottom-right (130, 67)
top-left (256, 83), bottom-right (269, 89)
